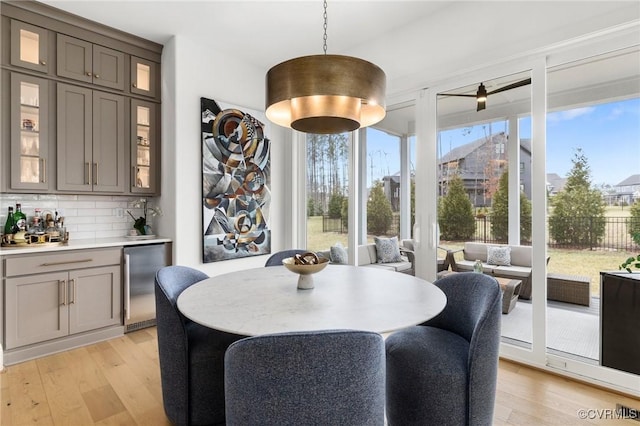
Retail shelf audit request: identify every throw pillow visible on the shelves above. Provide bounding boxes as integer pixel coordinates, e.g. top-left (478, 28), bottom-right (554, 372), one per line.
top-left (374, 236), bottom-right (402, 263)
top-left (330, 243), bottom-right (348, 264)
top-left (487, 246), bottom-right (511, 266)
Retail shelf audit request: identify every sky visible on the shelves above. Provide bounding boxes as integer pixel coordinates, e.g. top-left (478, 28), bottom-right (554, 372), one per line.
top-left (366, 97), bottom-right (640, 188)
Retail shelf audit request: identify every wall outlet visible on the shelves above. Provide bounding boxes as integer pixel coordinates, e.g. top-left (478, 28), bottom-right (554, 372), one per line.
top-left (116, 208), bottom-right (124, 218)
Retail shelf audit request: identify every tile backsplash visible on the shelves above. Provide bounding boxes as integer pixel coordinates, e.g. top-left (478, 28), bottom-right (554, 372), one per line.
top-left (1, 194), bottom-right (160, 240)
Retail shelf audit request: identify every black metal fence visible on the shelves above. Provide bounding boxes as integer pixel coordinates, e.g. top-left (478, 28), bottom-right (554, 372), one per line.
top-left (322, 215), bottom-right (402, 236)
top-left (472, 216), bottom-right (639, 250)
top-left (322, 215), bottom-right (639, 251)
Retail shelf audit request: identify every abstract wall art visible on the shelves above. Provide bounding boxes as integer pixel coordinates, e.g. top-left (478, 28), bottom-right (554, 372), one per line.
top-left (201, 97), bottom-right (271, 263)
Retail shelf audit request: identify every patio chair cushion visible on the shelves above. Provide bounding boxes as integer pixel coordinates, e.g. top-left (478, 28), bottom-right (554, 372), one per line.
top-left (330, 243), bottom-right (348, 264)
top-left (487, 246), bottom-right (511, 266)
top-left (374, 236), bottom-right (402, 263)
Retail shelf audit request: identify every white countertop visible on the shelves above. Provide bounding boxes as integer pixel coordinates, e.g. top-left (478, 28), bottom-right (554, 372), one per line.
top-left (0, 236), bottom-right (171, 256)
top-left (178, 264), bottom-right (447, 336)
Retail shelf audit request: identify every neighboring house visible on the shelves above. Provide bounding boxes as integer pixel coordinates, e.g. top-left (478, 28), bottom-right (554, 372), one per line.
top-left (382, 174), bottom-right (401, 211)
top-left (546, 173), bottom-right (567, 196)
top-left (612, 174), bottom-right (640, 205)
top-left (437, 133), bottom-right (532, 207)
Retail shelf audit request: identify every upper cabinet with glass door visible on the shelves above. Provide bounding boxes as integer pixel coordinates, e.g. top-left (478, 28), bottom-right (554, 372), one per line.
top-left (10, 73), bottom-right (50, 191)
top-left (10, 20), bottom-right (50, 74)
top-left (131, 99), bottom-right (158, 194)
top-left (130, 56), bottom-right (158, 99)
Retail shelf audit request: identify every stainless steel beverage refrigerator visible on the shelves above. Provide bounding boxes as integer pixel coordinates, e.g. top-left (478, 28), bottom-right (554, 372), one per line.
top-left (123, 243), bottom-right (171, 332)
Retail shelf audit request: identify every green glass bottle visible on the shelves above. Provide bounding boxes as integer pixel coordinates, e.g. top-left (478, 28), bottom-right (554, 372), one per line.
top-left (4, 206), bottom-right (16, 235)
top-left (14, 203), bottom-right (27, 231)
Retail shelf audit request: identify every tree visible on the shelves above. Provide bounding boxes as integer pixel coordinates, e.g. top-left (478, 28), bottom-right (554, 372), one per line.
top-left (438, 174), bottom-right (476, 240)
top-left (307, 198), bottom-right (316, 217)
top-left (491, 170), bottom-right (532, 242)
top-left (367, 181), bottom-right (393, 235)
top-left (549, 149), bottom-right (606, 246)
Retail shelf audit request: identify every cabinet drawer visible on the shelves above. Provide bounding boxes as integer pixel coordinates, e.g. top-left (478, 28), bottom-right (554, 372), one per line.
top-left (5, 248), bottom-right (122, 277)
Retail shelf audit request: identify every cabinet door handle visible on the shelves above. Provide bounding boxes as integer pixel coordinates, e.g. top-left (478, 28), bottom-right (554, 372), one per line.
top-left (40, 158), bottom-right (46, 183)
top-left (60, 279), bottom-right (67, 305)
top-left (94, 162), bottom-right (98, 185)
top-left (40, 60), bottom-right (47, 66)
top-left (41, 259), bottom-right (93, 267)
top-left (86, 71), bottom-right (92, 77)
top-left (69, 278), bottom-right (76, 304)
top-left (85, 162), bottom-right (91, 185)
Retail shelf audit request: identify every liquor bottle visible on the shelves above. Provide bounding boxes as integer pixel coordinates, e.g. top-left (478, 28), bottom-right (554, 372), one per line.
top-left (473, 259), bottom-right (483, 273)
top-left (4, 206), bottom-right (16, 235)
top-left (14, 203), bottom-right (27, 231)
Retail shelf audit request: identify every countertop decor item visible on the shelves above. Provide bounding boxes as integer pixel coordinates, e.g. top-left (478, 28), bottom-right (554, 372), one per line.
top-left (282, 254), bottom-right (329, 289)
top-left (128, 198), bottom-right (162, 236)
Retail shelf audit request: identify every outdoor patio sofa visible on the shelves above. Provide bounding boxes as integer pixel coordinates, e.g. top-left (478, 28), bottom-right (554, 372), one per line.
top-left (318, 239), bottom-right (415, 274)
top-left (447, 242), bottom-right (539, 299)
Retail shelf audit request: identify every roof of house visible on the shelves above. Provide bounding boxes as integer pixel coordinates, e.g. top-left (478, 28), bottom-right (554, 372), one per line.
top-left (616, 174), bottom-right (640, 187)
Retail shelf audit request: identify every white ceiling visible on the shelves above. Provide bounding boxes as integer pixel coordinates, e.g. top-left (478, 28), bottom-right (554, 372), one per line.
top-left (38, 1), bottom-right (640, 95)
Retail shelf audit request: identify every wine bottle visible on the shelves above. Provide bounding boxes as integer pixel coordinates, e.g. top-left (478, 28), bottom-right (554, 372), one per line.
top-left (4, 206), bottom-right (16, 235)
top-left (14, 203), bottom-right (27, 231)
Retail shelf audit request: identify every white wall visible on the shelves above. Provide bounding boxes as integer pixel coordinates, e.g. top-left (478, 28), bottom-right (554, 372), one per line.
top-left (160, 35), bottom-right (293, 276)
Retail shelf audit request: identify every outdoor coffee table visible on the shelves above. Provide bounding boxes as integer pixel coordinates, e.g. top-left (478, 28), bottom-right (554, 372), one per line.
top-left (437, 271), bottom-right (520, 314)
top-left (494, 277), bottom-right (521, 314)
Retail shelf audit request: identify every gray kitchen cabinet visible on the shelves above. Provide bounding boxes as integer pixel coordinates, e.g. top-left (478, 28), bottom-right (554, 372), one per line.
top-left (57, 82), bottom-right (125, 193)
top-left (10, 19), bottom-right (50, 74)
top-left (10, 72), bottom-right (51, 190)
top-left (4, 248), bottom-right (122, 350)
top-left (57, 34), bottom-right (125, 91)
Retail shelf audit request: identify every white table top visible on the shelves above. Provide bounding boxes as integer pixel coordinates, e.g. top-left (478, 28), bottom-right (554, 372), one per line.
top-left (177, 264), bottom-right (447, 336)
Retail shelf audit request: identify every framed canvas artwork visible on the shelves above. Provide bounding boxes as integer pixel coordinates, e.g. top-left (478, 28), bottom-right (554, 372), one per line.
top-left (201, 97), bottom-right (271, 263)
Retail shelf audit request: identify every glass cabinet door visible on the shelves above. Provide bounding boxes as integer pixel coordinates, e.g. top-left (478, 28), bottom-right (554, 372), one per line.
top-left (10, 73), bottom-right (49, 190)
top-left (10, 20), bottom-right (49, 74)
top-left (131, 99), bottom-right (157, 194)
top-left (130, 56), bottom-right (157, 99)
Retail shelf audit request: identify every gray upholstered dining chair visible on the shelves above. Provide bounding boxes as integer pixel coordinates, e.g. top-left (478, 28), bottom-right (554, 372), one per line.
top-left (264, 248), bottom-right (309, 266)
top-left (224, 329), bottom-right (386, 426)
top-left (385, 272), bottom-right (502, 426)
top-left (155, 265), bottom-right (245, 426)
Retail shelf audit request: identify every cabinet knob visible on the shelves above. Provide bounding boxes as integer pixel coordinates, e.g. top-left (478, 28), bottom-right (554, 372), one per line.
top-left (86, 72), bottom-right (92, 77)
top-left (95, 74), bottom-right (100, 79)
top-left (132, 83), bottom-right (137, 88)
top-left (40, 60), bottom-right (47, 65)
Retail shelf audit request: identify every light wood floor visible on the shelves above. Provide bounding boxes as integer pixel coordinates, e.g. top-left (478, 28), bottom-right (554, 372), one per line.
top-left (1, 327), bottom-right (638, 425)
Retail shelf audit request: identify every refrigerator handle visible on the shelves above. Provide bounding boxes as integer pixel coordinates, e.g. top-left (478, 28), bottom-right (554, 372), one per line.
top-left (124, 253), bottom-right (131, 320)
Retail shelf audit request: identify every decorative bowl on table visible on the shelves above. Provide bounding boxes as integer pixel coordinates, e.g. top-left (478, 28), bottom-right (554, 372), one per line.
top-left (282, 253), bottom-right (329, 289)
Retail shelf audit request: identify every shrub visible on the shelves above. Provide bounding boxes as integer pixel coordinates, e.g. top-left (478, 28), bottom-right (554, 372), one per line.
top-left (438, 174), bottom-right (476, 240)
top-left (628, 201), bottom-right (640, 246)
top-left (491, 170), bottom-right (532, 243)
top-left (328, 193), bottom-right (345, 219)
top-left (367, 181), bottom-right (393, 235)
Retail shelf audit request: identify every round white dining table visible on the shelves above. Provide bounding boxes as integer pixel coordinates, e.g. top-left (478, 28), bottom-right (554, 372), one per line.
top-left (177, 264), bottom-right (447, 336)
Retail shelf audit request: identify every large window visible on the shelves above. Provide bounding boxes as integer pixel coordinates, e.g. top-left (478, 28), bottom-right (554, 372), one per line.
top-left (305, 133), bottom-right (350, 251)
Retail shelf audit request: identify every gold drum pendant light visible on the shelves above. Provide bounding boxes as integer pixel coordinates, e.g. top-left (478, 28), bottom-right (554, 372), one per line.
top-left (265, 1), bottom-right (386, 134)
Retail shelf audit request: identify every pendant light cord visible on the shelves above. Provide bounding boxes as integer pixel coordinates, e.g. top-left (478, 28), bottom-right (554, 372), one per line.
top-left (323, 0), bottom-right (328, 55)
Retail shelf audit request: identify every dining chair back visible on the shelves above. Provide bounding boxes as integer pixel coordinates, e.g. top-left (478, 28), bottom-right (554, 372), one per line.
top-left (224, 329), bottom-right (386, 426)
top-left (264, 249), bottom-right (309, 266)
top-left (155, 265), bottom-right (244, 426)
top-left (385, 272), bottom-right (501, 426)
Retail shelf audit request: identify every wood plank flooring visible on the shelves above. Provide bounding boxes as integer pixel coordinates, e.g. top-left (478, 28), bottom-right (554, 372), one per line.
top-left (1, 327), bottom-right (638, 425)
